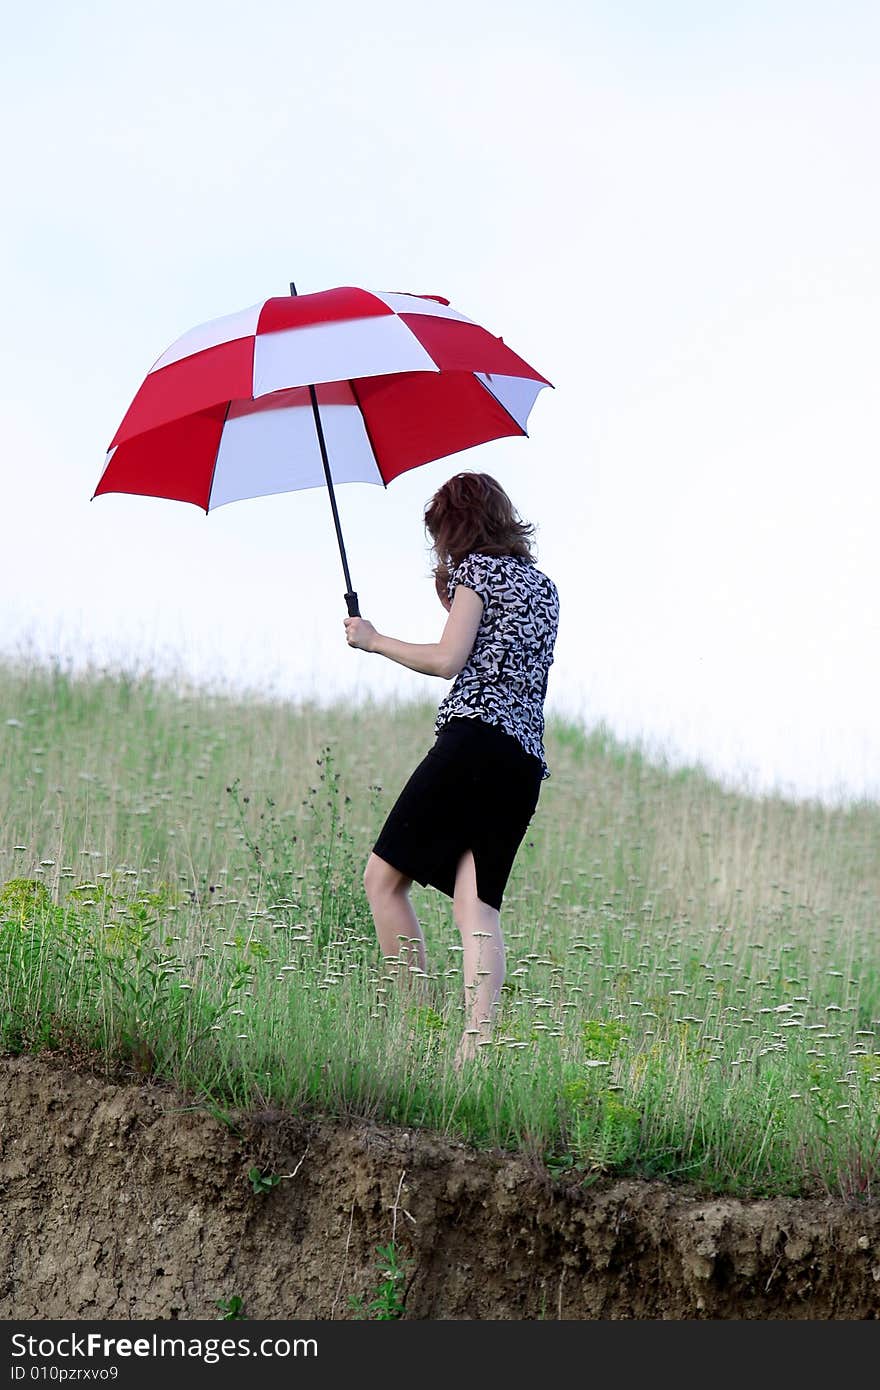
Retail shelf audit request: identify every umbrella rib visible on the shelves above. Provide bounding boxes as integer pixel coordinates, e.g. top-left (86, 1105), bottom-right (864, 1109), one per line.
top-left (473, 373), bottom-right (531, 439)
top-left (348, 376), bottom-right (387, 490)
top-left (205, 401), bottom-right (232, 514)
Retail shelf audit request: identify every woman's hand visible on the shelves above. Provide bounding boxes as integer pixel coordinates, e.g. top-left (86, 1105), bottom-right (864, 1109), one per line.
top-left (344, 616), bottom-right (378, 651)
top-left (342, 586), bottom-right (481, 677)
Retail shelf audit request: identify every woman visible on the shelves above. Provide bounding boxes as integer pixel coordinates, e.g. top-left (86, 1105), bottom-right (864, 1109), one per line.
top-left (344, 471), bottom-right (560, 1069)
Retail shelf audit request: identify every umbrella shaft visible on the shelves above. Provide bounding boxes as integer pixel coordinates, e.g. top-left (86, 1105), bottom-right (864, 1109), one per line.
top-left (308, 382), bottom-right (360, 616)
top-left (290, 283), bottom-right (359, 615)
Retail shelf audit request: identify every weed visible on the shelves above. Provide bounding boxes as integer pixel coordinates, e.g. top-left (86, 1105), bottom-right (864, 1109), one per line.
top-left (0, 878), bottom-right (52, 927)
top-left (228, 748), bottom-right (379, 956)
top-left (215, 1294), bottom-right (245, 1320)
top-left (543, 1150), bottom-right (577, 1179)
top-left (226, 778), bottom-right (303, 926)
top-left (580, 1018), bottom-right (629, 1060)
top-left (247, 1166), bottom-right (284, 1195)
top-left (349, 1242), bottom-right (411, 1320)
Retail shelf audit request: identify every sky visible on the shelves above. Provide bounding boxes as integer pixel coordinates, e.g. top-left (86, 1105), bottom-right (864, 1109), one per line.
top-left (1, 0), bottom-right (878, 808)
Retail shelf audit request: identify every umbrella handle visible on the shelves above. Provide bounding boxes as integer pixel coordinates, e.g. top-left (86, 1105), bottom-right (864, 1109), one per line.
top-left (345, 591), bottom-right (360, 617)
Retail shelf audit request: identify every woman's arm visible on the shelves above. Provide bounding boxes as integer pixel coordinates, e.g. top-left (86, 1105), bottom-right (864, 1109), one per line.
top-left (344, 585), bottom-right (483, 679)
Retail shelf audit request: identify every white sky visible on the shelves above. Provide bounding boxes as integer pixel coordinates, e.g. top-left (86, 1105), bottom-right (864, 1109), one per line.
top-left (1, 0), bottom-right (878, 807)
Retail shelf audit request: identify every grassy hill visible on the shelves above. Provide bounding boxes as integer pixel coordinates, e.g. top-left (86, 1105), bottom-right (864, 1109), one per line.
top-left (2, 656), bottom-right (878, 1197)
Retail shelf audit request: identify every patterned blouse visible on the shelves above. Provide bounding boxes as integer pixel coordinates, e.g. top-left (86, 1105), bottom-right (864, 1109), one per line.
top-left (434, 551), bottom-right (560, 779)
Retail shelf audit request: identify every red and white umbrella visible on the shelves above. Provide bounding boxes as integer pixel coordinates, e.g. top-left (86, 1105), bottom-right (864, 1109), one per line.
top-left (93, 284), bottom-right (552, 613)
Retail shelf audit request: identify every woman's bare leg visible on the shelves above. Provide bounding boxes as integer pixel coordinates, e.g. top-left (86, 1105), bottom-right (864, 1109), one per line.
top-left (363, 853), bottom-right (428, 1002)
top-left (452, 849), bottom-right (505, 1069)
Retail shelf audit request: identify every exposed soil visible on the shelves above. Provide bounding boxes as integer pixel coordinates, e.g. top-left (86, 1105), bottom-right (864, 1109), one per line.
top-left (1, 1053), bottom-right (879, 1320)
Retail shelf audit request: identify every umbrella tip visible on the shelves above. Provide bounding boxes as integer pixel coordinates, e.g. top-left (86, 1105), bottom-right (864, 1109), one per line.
top-left (289, 281), bottom-right (298, 296)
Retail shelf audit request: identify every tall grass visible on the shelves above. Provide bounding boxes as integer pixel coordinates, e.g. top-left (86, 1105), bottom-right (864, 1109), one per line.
top-left (1, 654), bottom-right (879, 1198)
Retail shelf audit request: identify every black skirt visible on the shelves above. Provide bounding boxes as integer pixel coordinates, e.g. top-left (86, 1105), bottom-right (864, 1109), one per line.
top-left (372, 715), bottom-right (543, 911)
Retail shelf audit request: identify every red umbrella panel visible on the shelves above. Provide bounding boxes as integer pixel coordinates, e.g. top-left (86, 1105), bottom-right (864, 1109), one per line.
top-left (94, 286), bottom-right (552, 611)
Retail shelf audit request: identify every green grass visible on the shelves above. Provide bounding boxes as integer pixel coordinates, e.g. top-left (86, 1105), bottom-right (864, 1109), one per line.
top-left (2, 653), bottom-right (879, 1200)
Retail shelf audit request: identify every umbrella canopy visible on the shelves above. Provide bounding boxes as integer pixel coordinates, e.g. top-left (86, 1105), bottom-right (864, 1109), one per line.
top-left (94, 287), bottom-right (551, 510)
top-left (93, 285), bottom-right (552, 613)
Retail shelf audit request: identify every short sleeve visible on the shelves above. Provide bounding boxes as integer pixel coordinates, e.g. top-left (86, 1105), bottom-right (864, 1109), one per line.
top-left (447, 552), bottom-right (493, 606)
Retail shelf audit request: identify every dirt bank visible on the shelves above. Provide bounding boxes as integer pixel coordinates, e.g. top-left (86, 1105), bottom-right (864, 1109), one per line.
top-left (1, 1054), bottom-right (879, 1319)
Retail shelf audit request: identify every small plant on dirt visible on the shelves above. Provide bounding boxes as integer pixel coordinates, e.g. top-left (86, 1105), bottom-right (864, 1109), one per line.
top-left (247, 1165), bottom-right (284, 1195)
top-left (215, 1294), bottom-right (245, 1320)
top-left (349, 1242), bottom-right (411, 1320)
top-left (543, 1149), bottom-right (577, 1180)
top-left (246, 1149), bottom-right (309, 1196)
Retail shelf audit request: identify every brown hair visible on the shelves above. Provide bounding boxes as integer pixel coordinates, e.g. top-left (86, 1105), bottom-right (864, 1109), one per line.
top-left (424, 472), bottom-right (535, 594)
